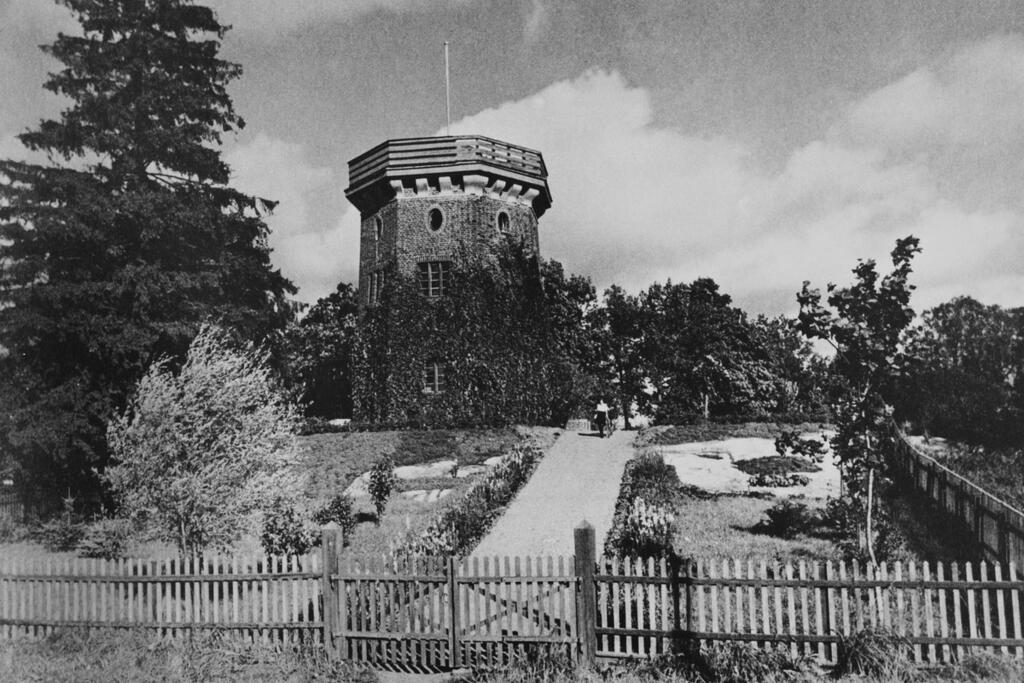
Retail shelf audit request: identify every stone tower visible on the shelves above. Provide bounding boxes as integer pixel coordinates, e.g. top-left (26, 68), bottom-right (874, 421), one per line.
top-left (345, 136), bottom-right (552, 308)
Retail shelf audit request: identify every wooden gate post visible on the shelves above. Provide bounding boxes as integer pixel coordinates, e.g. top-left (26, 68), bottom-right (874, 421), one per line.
top-left (448, 556), bottom-right (462, 668)
top-left (574, 521), bottom-right (597, 667)
top-left (321, 523), bottom-right (342, 659)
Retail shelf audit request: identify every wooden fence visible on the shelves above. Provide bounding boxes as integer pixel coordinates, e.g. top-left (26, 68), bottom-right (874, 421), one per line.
top-left (596, 555), bottom-right (1024, 665)
top-left (4, 524), bottom-right (1024, 669)
top-left (0, 553), bottom-right (323, 642)
top-left (888, 423), bottom-right (1024, 568)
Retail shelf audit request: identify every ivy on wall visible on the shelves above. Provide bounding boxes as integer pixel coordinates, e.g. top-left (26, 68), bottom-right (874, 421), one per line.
top-left (353, 250), bottom-right (588, 427)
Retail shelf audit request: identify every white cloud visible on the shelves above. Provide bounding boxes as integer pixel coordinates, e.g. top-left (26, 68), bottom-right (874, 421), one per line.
top-left (225, 134), bottom-right (353, 303)
top-left (445, 66), bottom-right (1024, 314)
top-left (208, 0), bottom-right (472, 39)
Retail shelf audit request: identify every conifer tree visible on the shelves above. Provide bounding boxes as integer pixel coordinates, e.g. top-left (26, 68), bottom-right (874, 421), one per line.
top-left (0, 0), bottom-right (294, 502)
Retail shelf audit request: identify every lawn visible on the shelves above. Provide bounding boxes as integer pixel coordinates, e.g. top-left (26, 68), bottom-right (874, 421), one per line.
top-left (674, 492), bottom-right (841, 563)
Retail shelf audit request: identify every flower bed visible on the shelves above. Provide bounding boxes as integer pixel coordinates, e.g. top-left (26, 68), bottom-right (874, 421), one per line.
top-left (397, 444), bottom-right (543, 556)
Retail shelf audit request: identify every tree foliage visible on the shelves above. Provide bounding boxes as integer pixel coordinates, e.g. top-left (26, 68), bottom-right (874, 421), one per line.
top-left (897, 296), bottom-right (1024, 445)
top-left (283, 283), bottom-right (359, 418)
top-left (797, 236), bottom-right (921, 561)
top-left (0, 0), bottom-right (294, 502)
top-left (105, 325), bottom-right (300, 558)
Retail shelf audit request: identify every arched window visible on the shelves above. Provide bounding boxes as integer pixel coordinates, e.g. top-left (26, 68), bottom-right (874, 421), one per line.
top-left (374, 215), bottom-right (383, 241)
top-left (496, 210), bottom-right (510, 233)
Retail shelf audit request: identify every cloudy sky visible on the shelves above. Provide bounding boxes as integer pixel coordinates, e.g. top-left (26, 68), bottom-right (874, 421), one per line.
top-left (3, 0), bottom-right (1024, 315)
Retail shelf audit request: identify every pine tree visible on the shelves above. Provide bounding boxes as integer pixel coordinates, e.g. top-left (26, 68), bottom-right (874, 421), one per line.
top-left (0, 0), bottom-right (295, 502)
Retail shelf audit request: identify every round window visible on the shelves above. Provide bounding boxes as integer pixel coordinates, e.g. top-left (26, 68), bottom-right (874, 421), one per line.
top-left (427, 207), bottom-right (444, 232)
top-left (496, 211), bottom-right (510, 233)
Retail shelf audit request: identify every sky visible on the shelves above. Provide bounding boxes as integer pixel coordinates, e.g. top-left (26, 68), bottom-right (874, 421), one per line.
top-left (2, 0), bottom-right (1024, 315)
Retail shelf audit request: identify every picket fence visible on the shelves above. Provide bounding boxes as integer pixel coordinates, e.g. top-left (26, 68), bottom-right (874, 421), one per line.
top-left (4, 525), bottom-right (1024, 670)
top-left (888, 423), bottom-right (1024, 568)
top-left (0, 553), bottom-right (323, 642)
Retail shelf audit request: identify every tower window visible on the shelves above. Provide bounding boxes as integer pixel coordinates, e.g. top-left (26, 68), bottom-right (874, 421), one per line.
top-left (374, 216), bottom-right (383, 241)
top-left (423, 362), bottom-right (446, 394)
top-left (417, 261), bottom-right (450, 297)
top-left (367, 270), bottom-right (385, 305)
top-left (496, 211), bottom-right (510, 233)
top-left (427, 207), bottom-right (445, 232)
top-left (496, 210), bottom-right (510, 233)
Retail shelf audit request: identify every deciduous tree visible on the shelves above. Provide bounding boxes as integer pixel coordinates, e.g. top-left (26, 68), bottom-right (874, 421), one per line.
top-left (105, 325), bottom-right (300, 558)
top-left (797, 236), bottom-right (921, 563)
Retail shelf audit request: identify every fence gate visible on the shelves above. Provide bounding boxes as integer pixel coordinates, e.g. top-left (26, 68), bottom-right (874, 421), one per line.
top-left (320, 526), bottom-right (581, 672)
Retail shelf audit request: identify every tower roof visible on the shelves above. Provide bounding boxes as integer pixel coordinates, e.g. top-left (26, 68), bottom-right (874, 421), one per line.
top-left (345, 135), bottom-right (552, 217)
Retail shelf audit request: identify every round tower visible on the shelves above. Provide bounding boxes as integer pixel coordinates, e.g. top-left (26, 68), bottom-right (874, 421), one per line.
top-left (345, 135), bottom-right (552, 307)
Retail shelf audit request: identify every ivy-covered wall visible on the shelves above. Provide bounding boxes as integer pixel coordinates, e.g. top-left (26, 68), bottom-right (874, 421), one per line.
top-left (353, 251), bottom-right (581, 427)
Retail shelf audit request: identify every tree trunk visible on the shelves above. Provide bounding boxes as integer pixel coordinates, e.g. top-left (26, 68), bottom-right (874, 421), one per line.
top-left (621, 396), bottom-right (631, 430)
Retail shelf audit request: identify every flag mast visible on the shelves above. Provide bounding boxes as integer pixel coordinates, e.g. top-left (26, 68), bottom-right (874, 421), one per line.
top-left (444, 41), bottom-right (451, 135)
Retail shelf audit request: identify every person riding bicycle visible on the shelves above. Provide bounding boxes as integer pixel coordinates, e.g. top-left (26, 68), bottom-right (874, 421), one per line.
top-left (594, 398), bottom-right (610, 438)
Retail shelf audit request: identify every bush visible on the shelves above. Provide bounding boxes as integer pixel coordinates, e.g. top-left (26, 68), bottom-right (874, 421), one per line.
top-left (773, 430), bottom-right (828, 463)
top-left (734, 456), bottom-right (820, 476)
top-left (748, 472), bottom-right (811, 487)
top-left (755, 500), bottom-right (816, 538)
top-left (622, 450), bottom-right (681, 509)
top-left (821, 496), bottom-right (907, 562)
top-left (260, 497), bottom-right (314, 556)
top-left (34, 496), bottom-right (85, 551)
top-left (76, 517), bottom-right (133, 559)
top-left (312, 494), bottom-right (356, 544)
top-left (835, 628), bottom-right (911, 679)
top-left (367, 456), bottom-right (396, 522)
top-left (605, 498), bottom-right (676, 559)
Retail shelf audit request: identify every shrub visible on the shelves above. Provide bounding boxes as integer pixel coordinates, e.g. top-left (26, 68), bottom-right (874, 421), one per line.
top-left (260, 497), bottom-right (314, 556)
top-left (34, 496), bottom-right (85, 551)
top-left (105, 325), bottom-right (302, 558)
top-left (773, 430), bottom-right (828, 463)
top-left (821, 496), bottom-right (907, 562)
top-left (755, 500), bottom-right (816, 538)
top-left (622, 450), bottom-right (681, 509)
top-left (605, 498), bottom-right (676, 559)
top-left (835, 628), bottom-right (911, 679)
top-left (313, 494), bottom-right (356, 544)
top-left (734, 456), bottom-right (820, 476)
top-left (368, 456), bottom-right (397, 522)
top-left (76, 517), bottom-right (133, 559)
top-left (748, 472), bottom-right (810, 487)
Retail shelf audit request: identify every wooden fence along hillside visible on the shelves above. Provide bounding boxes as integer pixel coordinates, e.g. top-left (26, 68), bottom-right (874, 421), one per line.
top-left (888, 423), bottom-right (1024, 568)
top-left (4, 526), bottom-right (1024, 671)
top-left (0, 554), bottom-right (323, 642)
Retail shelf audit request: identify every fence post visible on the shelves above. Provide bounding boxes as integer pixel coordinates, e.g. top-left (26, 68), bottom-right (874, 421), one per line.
top-left (321, 523), bottom-right (342, 659)
top-left (448, 556), bottom-right (461, 668)
top-left (574, 521), bottom-right (597, 668)
top-left (998, 511), bottom-right (1010, 567)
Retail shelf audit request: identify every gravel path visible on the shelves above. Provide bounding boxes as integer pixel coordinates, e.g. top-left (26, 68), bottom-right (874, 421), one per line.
top-left (472, 430), bottom-right (634, 559)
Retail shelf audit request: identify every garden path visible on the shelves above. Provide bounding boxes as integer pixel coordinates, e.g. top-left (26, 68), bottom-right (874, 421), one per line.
top-left (472, 429), bottom-right (634, 559)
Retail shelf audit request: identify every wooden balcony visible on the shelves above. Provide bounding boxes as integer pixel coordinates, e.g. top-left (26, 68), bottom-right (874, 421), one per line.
top-left (345, 136), bottom-right (552, 216)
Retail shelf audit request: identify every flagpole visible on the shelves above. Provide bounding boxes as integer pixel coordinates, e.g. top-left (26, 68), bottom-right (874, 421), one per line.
top-left (444, 41), bottom-right (451, 135)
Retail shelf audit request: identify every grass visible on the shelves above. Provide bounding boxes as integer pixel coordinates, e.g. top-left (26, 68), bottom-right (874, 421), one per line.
top-left (674, 492), bottom-right (842, 562)
top-left (6, 630), bottom-right (1023, 682)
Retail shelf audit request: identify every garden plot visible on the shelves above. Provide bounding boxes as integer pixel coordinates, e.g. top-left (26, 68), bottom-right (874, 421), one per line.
top-left (660, 434), bottom-right (839, 498)
top-left (344, 455), bottom-right (505, 501)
